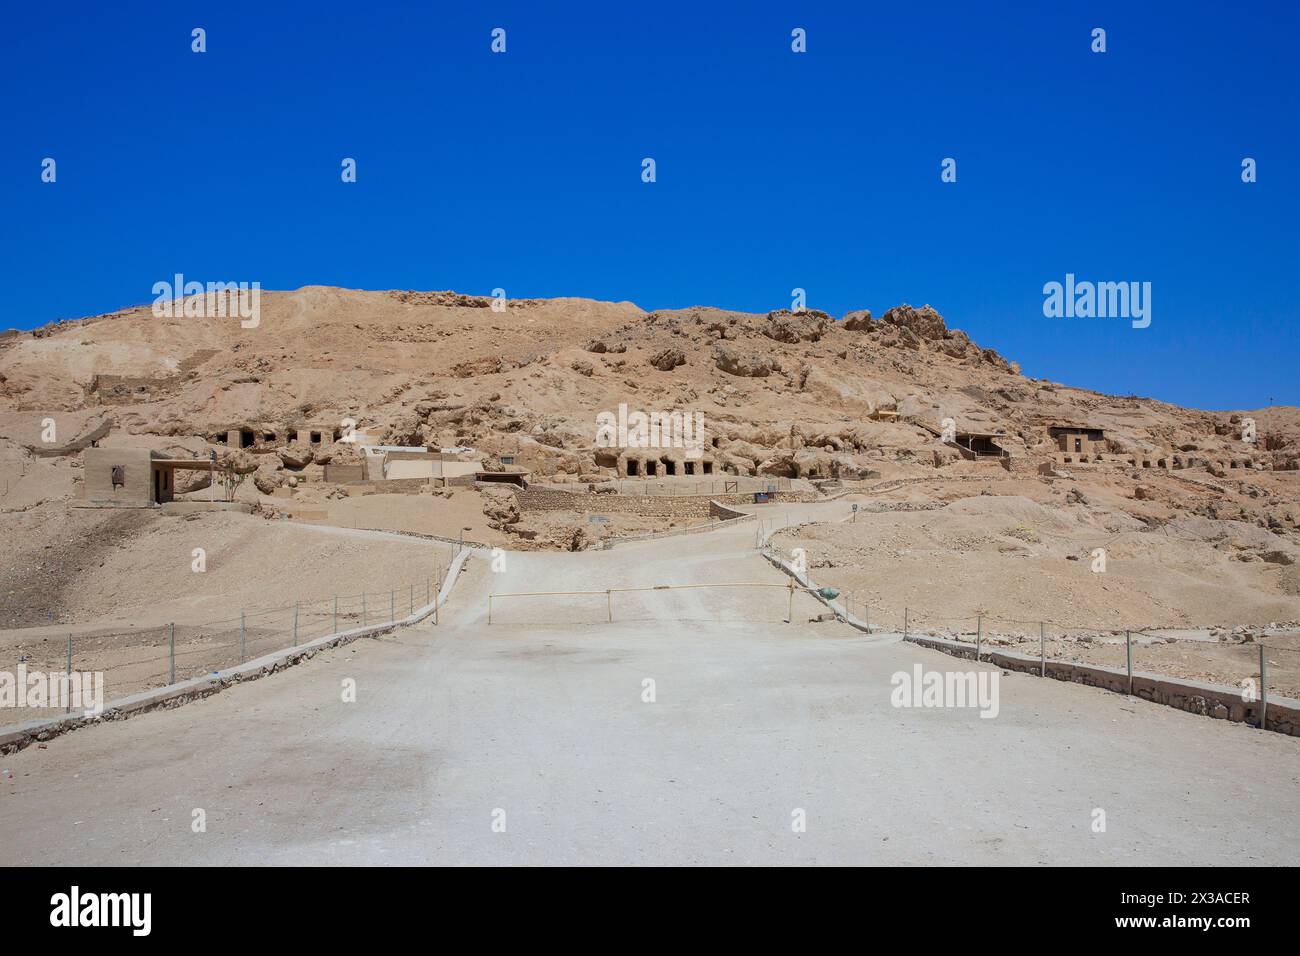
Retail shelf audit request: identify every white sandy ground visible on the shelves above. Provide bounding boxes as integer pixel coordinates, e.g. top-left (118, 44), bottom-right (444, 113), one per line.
top-left (1, 502), bottom-right (1297, 865)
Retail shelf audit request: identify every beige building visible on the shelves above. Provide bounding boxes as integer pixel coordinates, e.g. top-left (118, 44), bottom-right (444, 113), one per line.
top-left (80, 448), bottom-right (227, 507)
top-left (1049, 424), bottom-right (1106, 457)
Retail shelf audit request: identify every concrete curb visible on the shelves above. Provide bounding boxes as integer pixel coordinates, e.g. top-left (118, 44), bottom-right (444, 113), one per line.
top-left (756, 519), bottom-right (880, 635)
top-left (0, 549), bottom-right (476, 755)
top-left (759, 546), bottom-right (876, 635)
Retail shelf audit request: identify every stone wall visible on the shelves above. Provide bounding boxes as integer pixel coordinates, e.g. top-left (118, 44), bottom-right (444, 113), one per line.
top-left (517, 488), bottom-right (715, 518)
top-left (323, 463), bottom-right (365, 484)
top-left (709, 500), bottom-right (750, 520)
top-left (601, 501), bottom-right (754, 549)
top-left (517, 487), bottom-right (826, 517)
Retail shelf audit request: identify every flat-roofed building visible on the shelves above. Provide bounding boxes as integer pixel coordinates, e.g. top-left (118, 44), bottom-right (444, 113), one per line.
top-left (1048, 424), bottom-right (1106, 456)
top-left (79, 448), bottom-right (230, 507)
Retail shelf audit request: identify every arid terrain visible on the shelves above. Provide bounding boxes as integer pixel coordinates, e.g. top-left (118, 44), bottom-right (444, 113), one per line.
top-left (3, 291), bottom-right (1298, 868)
top-left (2, 287), bottom-right (1300, 699)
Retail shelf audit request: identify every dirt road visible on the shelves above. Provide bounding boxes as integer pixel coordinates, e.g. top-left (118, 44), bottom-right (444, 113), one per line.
top-left (2, 503), bottom-right (1297, 865)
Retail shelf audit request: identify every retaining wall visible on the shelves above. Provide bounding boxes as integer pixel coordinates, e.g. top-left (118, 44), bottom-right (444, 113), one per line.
top-left (599, 501), bottom-right (754, 548)
top-left (517, 487), bottom-right (831, 517)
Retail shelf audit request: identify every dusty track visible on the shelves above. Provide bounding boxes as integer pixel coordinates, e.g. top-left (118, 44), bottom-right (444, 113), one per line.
top-left (1, 503), bottom-right (1297, 865)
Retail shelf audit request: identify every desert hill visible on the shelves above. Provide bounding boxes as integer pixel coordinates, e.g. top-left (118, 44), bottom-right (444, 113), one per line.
top-left (2, 287), bottom-right (1300, 637)
top-left (3, 287), bottom-right (1297, 477)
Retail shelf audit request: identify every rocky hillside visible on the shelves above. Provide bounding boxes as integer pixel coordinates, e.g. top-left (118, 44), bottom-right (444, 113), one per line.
top-left (2, 287), bottom-right (1299, 533)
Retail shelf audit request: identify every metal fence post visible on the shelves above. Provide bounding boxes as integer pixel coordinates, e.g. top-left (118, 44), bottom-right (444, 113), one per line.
top-left (169, 623), bottom-right (175, 684)
top-left (904, 607), bottom-right (909, 639)
top-left (294, 602), bottom-right (299, 644)
top-left (333, 596), bottom-right (337, 634)
top-left (1039, 621), bottom-right (1045, 677)
top-left (240, 610), bottom-right (246, 661)
top-left (976, 615), bottom-right (982, 662)
top-left (1260, 644), bottom-right (1268, 730)
top-left (864, 604), bottom-right (870, 633)
top-left (1125, 631), bottom-right (1133, 696)
top-left (607, 589), bottom-right (613, 623)
top-left (66, 634), bottom-right (73, 713)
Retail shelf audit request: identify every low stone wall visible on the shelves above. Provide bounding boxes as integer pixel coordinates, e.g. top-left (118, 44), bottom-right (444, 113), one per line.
top-left (518, 488), bottom-right (715, 518)
top-left (322, 463), bottom-right (365, 484)
top-left (600, 502), bottom-right (754, 549)
top-left (346, 477), bottom-right (436, 494)
top-left (905, 633), bottom-right (1300, 736)
top-left (517, 487), bottom-right (830, 517)
top-left (533, 476), bottom-right (801, 497)
top-left (161, 501), bottom-right (254, 516)
top-left (709, 500), bottom-right (749, 521)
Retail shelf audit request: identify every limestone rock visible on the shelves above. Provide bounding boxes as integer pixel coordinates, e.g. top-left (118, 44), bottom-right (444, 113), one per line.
top-left (841, 309), bottom-right (874, 331)
top-left (762, 309), bottom-right (830, 343)
top-left (881, 304), bottom-right (947, 341)
top-left (278, 443), bottom-right (314, 469)
top-left (713, 345), bottom-right (779, 378)
top-left (649, 348), bottom-right (686, 371)
top-left (252, 464), bottom-right (283, 495)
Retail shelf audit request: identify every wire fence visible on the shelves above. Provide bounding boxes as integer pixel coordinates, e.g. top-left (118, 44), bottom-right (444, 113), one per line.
top-left (486, 580), bottom-right (822, 626)
top-left (816, 592), bottom-right (1300, 703)
top-left (755, 528), bottom-right (1300, 705)
top-left (2, 571), bottom-right (446, 722)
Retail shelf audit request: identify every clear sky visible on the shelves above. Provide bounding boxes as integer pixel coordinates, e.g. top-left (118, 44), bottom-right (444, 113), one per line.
top-left (2, 1), bottom-right (1296, 410)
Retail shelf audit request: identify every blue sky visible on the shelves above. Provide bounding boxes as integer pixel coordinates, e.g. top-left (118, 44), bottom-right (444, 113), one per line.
top-left (2, 1), bottom-right (1296, 410)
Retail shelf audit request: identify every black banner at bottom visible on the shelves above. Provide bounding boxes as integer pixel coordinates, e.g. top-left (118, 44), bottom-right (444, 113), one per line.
top-left (0, 866), bottom-right (1278, 941)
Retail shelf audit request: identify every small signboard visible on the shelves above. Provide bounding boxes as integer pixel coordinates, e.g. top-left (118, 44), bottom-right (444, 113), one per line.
top-left (852, 503), bottom-right (859, 512)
